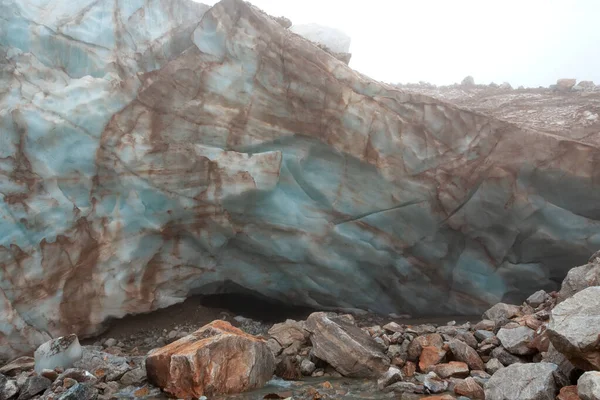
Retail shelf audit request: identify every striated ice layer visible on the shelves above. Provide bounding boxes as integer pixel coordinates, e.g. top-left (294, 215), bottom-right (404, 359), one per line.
top-left (1, 0), bottom-right (600, 360)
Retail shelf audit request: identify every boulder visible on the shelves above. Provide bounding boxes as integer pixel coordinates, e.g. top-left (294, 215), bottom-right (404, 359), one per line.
top-left (496, 326), bottom-right (536, 355)
top-left (74, 348), bottom-right (131, 381)
top-left (527, 290), bottom-right (549, 307)
top-left (578, 371), bottom-right (600, 400)
top-left (447, 340), bottom-right (485, 371)
top-left (485, 358), bottom-right (504, 374)
top-left (558, 258), bottom-right (600, 301)
top-left (431, 362), bottom-right (469, 378)
top-left (268, 320), bottom-right (308, 348)
top-left (423, 372), bottom-right (448, 393)
top-left (461, 76), bottom-right (475, 86)
top-left (55, 382), bottom-right (98, 400)
top-left (300, 359), bottom-right (316, 376)
top-left (17, 376), bottom-right (51, 400)
top-left (454, 377), bottom-right (485, 399)
top-left (0, 358), bottom-right (34, 377)
top-left (0, 374), bottom-right (18, 400)
top-left (146, 320), bottom-right (275, 398)
top-left (547, 286), bottom-right (600, 370)
top-left (557, 385), bottom-right (581, 400)
top-left (556, 79), bottom-right (577, 91)
top-left (274, 356), bottom-right (301, 380)
top-left (491, 346), bottom-right (527, 366)
top-left (408, 334), bottom-right (444, 361)
top-left (484, 362), bottom-right (560, 400)
top-left (482, 303), bottom-right (520, 323)
top-left (543, 343), bottom-right (578, 382)
top-left (377, 366), bottom-right (403, 390)
top-left (305, 312), bottom-right (390, 378)
top-left (419, 346), bottom-right (446, 371)
top-left (34, 335), bottom-right (83, 374)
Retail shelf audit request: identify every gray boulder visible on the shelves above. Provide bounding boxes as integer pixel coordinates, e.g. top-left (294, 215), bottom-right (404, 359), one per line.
top-left (578, 371), bottom-right (600, 400)
top-left (305, 312), bottom-right (390, 378)
top-left (447, 339), bottom-right (485, 371)
top-left (56, 382), bottom-right (98, 400)
top-left (17, 376), bottom-right (51, 400)
top-left (485, 358), bottom-right (504, 374)
top-left (482, 303), bottom-right (520, 323)
top-left (0, 374), bottom-right (18, 400)
top-left (484, 362), bottom-right (560, 400)
top-left (526, 290), bottom-right (549, 307)
top-left (73, 348), bottom-right (132, 381)
top-left (491, 346), bottom-right (527, 366)
top-left (558, 258), bottom-right (600, 301)
top-left (547, 286), bottom-right (600, 370)
top-left (542, 343), bottom-right (578, 382)
top-left (497, 326), bottom-right (536, 355)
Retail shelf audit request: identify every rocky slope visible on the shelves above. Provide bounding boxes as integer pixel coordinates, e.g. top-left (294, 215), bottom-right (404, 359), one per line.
top-left (2, 0), bottom-right (600, 360)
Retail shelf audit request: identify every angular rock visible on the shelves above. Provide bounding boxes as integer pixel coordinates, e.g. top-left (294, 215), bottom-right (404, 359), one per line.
top-left (266, 339), bottom-right (283, 356)
top-left (557, 385), bottom-right (581, 400)
top-left (473, 320), bottom-right (496, 331)
top-left (547, 286), bottom-right (600, 370)
top-left (305, 313), bottom-right (390, 378)
top-left (474, 330), bottom-right (495, 342)
top-left (431, 362), bottom-right (469, 378)
top-left (119, 367), bottom-right (146, 387)
top-left (578, 371), bottom-right (600, 400)
top-left (485, 358), bottom-right (504, 374)
top-left (300, 359), bottom-right (316, 376)
top-left (17, 376), bottom-right (51, 400)
top-left (408, 334), bottom-right (444, 361)
top-left (377, 366), bottom-right (403, 390)
top-left (0, 358), bottom-right (34, 377)
top-left (402, 361), bottom-right (417, 378)
top-left (447, 340), bottom-right (485, 371)
top-left (491, 346), bottom-right (527, 366)
top-left (3, 0), bottom-right (600, 362)
top-left (383, 381), bottom-right (425, 394)
top-left (558, 258), bottom-right (600, 301)
top-left (419, 346), bottom-right (447, 371)
top-left (55, 382), bottom-right (98, 400)
top-left (0, 374), bottom-right (18, 400)
top-left (383, 322), bottom-right (404, 334)
top-left (146, 320), bottom-right (275, 398)
top-left (527, 290), bottom-right (549, 307)
top-left (482, 303), bottom-right (520, 323)
top-left (454, 377), bottom-right (484, 399)
top-left (485, 362), bottom-right (560, 400)
top-left (73, 349), bottom-right (131, 381)
top-left (268, 320), bottom-right (308, 348)
top-left (543, 343), bottom-right (578, 382)
top-left (496, 326), bottom-right (536, 355)
top-left (423, 373), bottom-right (448, 393)
top-left (557, 78), bottom-right (577, 91)
top-left (461, 76), bottom-right (475, 86)
top-left (34, 335), bottom-right (83, 374)
top-left (274, 356), bottom-right (301, 380)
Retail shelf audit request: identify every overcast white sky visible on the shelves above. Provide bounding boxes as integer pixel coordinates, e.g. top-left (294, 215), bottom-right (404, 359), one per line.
top-left (199, 0), bottom-right (600, 87)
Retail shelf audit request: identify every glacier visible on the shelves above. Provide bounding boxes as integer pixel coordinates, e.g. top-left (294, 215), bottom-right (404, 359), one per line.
top-left (1, 0), bottom-right (600, 360)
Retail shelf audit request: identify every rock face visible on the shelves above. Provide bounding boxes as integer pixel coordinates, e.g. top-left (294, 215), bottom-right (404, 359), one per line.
top-left (484, 362), bottom-right (560, 400)
top-left (305, 312), bottom-right (390, 378)
top-left (2, 0), bottom-right (600, 359)
top-left (548, 286), bottom-right (600, 370)
top-left (146, 320), bottom-right (275, 398)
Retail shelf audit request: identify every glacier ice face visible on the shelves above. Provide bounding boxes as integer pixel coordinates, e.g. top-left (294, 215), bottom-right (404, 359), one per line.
top-left (1, 0), bottom-right (600, 360)
top-left (290, 23), bottom-right (351, 53)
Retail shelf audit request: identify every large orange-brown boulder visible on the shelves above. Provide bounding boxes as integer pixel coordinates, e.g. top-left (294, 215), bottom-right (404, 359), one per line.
top-left (146, 320), bottom-right (275, 398)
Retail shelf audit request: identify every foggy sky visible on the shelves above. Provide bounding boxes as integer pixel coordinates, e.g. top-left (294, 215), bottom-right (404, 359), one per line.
top-left (198, 0), bottom-right (600, 87)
